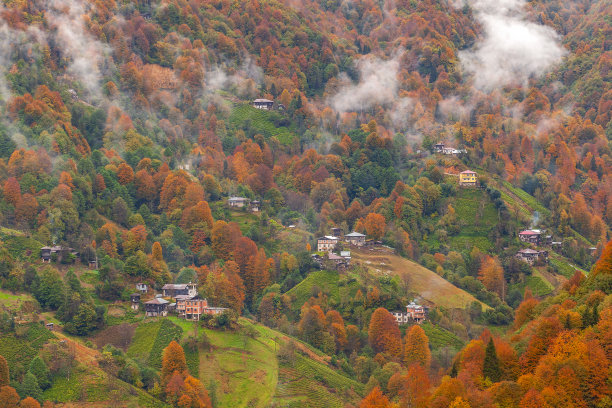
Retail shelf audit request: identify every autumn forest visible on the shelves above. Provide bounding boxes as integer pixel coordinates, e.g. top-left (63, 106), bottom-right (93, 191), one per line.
top-left (0, 0), bottom-right (610, 407)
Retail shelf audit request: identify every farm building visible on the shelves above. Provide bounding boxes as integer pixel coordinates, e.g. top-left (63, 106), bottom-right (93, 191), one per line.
top-left (519, 229), bottom-right (542, 245)
top-left (41, 246), bottom-right (78, 263)
top-left (162, 283), bottom-right (198, 298)
top-left (344, 231), bottom-right (366, 246)
top-left (144, 297), bottom-right (169, 317)
top-left (252, 98), bottom-right (274, 110)
top-left (516, 248), bottom-right (548, 265)
top-left (130, 293), bottom-right (141, 310)
top-left (228, 196), bottom-right (249, 208)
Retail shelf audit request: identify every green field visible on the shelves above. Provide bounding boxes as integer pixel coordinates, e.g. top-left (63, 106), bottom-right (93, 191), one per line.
top-left (272, 352), bottom-right (364, 407)
top-left (285, 270), bottom-right (341, 311)
top-left (127, 319), bottom-right (183, 369)
top-left (229, 104), bottom-right (297, 146)
top-left (513, 269), bottom-right (554, 297)
top-left (449, 189), bottom-right (497, 252)
top-left (501, 181), bottom-right (550, 216)
top-left (420, 321), bottom-right (465, 352)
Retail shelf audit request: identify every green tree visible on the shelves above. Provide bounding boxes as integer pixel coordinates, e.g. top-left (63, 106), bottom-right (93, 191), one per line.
top-left (20, 372), bottom-right (42, 402)
top-left (65, 304), bottom-right (97, 336)
top-left (482, 338), bottom-right (501, 382)
top-left (34, 269), bottom-right (65, 310)
top-left (28, 357), bottom-right (50, 390)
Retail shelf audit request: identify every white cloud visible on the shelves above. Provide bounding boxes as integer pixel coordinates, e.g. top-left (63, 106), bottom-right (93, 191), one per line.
top-left (459, 0), bottom-right (566, 91)
top-left (330, 54), bottom-right (401, 112)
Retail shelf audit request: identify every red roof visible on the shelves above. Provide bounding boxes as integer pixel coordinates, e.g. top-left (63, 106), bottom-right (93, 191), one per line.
top-left (519, 230), bottom-right (540, 235)
top-left (460, 170), bottom-right (476, 174)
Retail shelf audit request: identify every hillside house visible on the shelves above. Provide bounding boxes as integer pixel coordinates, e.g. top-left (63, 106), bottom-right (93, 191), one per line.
top-left (519, 229), bottom-right (542, 245)
top-left (331, 227), bottom-right (343, 237)
top-left (136, 283), bottom-right (148, 293)
top-left (443, 147), bottom-right (466, 155)
top-left (459, 170), bottom-right (477, 186)
top-left (176, 296), bottom-right (228, 320)
top-left (516, 248), bottom-right (548, 265)
top-left (344, 231), bottom-right (366, 246)
top-left (326, 252), bottom-right (349, 270)
top-left (252, 99), bottom-right (274, 110)
top-left (144, 298), bottom-right (169, 317)
top-left (41, 246), bottom-right (78, 263)
top-left (130, 293), bottom-right (141, 311)
top-left (317, 236), bottom-right (339, 252)
top-left (393, 301), bottom-right (427, 325)
top-left (228, 196), bottom-right (249, 208)
top-left (162, 283), bottom-right (197, 298)
top-left (249, 200), bottom-right (260, 212)
top-left (433, 142), bottom-right (445, 153)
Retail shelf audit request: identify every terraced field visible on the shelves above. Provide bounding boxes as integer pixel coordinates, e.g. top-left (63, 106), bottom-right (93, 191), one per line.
top-left (272, 353), bottom-right (364, 407)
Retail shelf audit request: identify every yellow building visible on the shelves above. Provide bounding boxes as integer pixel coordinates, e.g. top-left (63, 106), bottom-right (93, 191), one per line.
top-left (459, 170), bottom-right (477, 186)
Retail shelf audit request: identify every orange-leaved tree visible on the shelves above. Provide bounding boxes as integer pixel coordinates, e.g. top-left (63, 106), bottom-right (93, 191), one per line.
top-left (403, 325), bottom-right (431, 369)
top-left (161, 340), bottom-right (187, 384)
top-left (364, 213), bottom-right (386, 241)
top-left (0, 354), bottom-right (8, 386)
top-left (591, 239), bottom-right (611, 277)
top-left (368, 308), bottom-right (401, 357)
top-left (478, 256), bottom-right (505, 298)
top-left (359, 386), bottom-right (393, 408)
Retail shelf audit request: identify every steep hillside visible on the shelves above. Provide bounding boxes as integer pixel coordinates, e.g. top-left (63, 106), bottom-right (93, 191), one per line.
top-left (351, 248), bottom-right (486, 309)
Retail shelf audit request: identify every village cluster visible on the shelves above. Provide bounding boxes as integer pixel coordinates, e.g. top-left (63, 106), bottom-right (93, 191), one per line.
top-left (130, 282), bottom-right (227, 320)
top-left (314, 229), bottom-right (428, 326)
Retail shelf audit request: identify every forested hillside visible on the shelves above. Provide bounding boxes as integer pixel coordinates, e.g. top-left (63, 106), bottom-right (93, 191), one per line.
top-left (0, 0), bottom-right (609, 407)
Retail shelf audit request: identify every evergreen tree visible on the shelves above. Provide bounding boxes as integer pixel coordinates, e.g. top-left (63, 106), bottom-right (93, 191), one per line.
top-left (28, 357), bottom-right (50, 390)
top-left (20, 372), bottom-right (42, 402)
top-left (482, 338), bottom-right (501, 382)
top-left (592, 305), bottom-right (599, 325)
top-left (0, 354), bottom-right (9, 386)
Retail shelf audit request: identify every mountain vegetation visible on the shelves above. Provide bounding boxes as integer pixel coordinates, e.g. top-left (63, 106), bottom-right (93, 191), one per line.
top-left (0, 0), bottom-right (609, 406)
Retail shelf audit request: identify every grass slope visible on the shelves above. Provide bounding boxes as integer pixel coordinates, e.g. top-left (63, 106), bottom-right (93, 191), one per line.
top-left (285, 270), bottom-right (340, 312)
top-left (420, 322), bottom-right (465, 352)
top-left (272, 352), bottom-right (364, 407)
top-left (229, 104), bottom-right (297, 146)
top-left (198, 319), bottom-right (279, 408)
top-left (351, 249), bottom-right (488, 309)
top-left (449, 188), bottom-right (498, 252)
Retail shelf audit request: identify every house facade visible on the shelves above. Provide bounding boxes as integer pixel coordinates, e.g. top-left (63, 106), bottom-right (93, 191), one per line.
top-left (317, 236), bottom-right (339, 252)
top-left (176, 296), bottom-right (228, 320)
top-left (41, 246), bottom-right (79, 263)
top-left (393, 302), bottom-right (427, 325)
top-left (252, 99), bottom-right (274, 110)
top-left (459, 170), bottom-right (477, 186)
top-left (136, 283), bottom-right (148, 293)
top-left (144, 298), bottom-right (169, 317)
top-left (344, 232), bottom-right (366, 246)
top-left (519, 230), bottom-right (541, 245)
top-left (516, 248), bottom-right (548, 265)
top-left (130, 293), bottom-right (141, 310)
top-left (161, 283), bottom-right (198, 298)
top-left (228, 196), bottom-right (249, 208)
